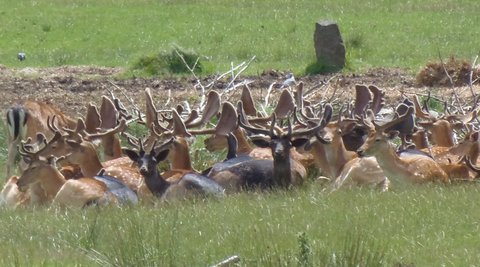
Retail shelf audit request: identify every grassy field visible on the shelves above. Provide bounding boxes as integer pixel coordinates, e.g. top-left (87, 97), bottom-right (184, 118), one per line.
top-left (2, 184), bottom-right (480, 266)
top-left (1, 0), bottom-right (479, 75)
top-left (2, 0), bottom-right (480, 266)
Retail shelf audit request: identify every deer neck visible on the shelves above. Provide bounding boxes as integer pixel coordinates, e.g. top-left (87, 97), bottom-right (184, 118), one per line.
top-left (234, 128), bottom-right (253, 155)
top-left (310, 142), bottom-right (334, 178)
top-left (273, 153), bottom-right (293, 188)
top-left (469, 143), bottom-right (480, 163)
top-left (77, 144), bottom-right (104, 177)
top-left (373, 143), bottom-right (414, 181)
top-left (169, 139), bottom-right (194, 171)
top-left (329, 138), bottom-right (357, 177)
top-left (102, 135), bottom-right (122, 161)
top-left (432, 125), bottom-right (455, 147)
top-left (40, 168), bottom-right (66, 201)
top-left (144, 167), bottom-right (170, 197)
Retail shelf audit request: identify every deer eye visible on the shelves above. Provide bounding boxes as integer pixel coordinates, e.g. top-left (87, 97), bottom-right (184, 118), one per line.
top-left (375, 138), bottom-right (381, 142)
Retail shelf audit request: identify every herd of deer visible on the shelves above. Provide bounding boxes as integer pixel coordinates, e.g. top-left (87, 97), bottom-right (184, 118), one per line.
top-left (2, 82), bottom-right (480, 208)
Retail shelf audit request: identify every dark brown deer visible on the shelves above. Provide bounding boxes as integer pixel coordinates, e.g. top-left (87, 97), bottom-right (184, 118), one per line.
top-left (123, 139), bottom-right (225, 201)
top-left (207, 101), bottom-right (329, 192)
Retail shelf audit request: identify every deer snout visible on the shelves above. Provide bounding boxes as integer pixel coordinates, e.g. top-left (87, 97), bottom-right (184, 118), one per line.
top-left (16, 180), bottom-right (28, 192)
top-left (139, 165), bottom-right (149, 175)
top-left (273, 143), bottom-right (285, 157)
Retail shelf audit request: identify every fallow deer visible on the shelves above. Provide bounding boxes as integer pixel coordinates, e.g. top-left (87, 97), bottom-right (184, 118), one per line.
top-left (357, 106), bottom-right (449, 185)
top-left (5, 100), bottom-right (77, 177)
top-left (307, 110), bottom-right (390, 191)
top-left (207, 102), bottom-right (328, 192)
top-left (15, 141), bottom-right (138, 207)
top-left (123, 139), bottom-right (225, 201)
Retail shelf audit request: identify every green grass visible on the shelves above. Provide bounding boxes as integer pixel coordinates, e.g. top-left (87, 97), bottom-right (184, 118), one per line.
top-left (2, 1), bottom-right (480, 265)
top-left (2, 184), bottom-right (480, 266)
top-left (1, 0), bottom-right (479, 75)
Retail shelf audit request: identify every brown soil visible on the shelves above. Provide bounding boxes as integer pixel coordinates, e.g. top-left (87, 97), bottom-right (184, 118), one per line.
top-left (0, 65), bottom-right (478, 118)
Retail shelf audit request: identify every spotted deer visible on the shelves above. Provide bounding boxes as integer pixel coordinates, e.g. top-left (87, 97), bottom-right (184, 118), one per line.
top-left (357, 105), bottom-right (449, 185)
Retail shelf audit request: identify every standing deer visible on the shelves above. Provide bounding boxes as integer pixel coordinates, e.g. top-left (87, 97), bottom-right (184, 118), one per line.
top-left (5, 101), bottom-right (77, 178)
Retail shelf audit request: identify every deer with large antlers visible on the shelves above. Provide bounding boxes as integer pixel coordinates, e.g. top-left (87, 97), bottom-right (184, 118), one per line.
top-left (206, 100), bottom-right (328, 192)
top-left (306, 108), bottom-right (390, 191)
top-left (357, 105), bottom-right (449, 185)
top-left (15, 139), bottom-right (138, 207)
top-left (5, 100), bottom-right (77, 178)
top-left (123, 139), bottom-right (225, 201)
top-left (410, 95), bottom-right (480, 180)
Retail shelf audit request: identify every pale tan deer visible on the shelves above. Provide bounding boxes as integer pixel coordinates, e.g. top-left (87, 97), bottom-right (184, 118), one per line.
top-left (357, 106), bottom-right (449, 185)
top-left (308, 113), bottom-right (390, 191)
top-left (14, 139), bottom-right (138, 207)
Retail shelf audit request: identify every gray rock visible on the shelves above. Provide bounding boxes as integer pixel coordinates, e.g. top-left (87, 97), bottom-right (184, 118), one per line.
top-left (313, 20), bottom-right (345, 69)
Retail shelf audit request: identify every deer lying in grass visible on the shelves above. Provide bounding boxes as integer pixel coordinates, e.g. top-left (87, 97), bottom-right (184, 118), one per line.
top-left (5, 100), bottom-right (77, 177)
top-left (411, 95), bottom-right (479, 180)
top-left (15, 144), bottom-right (138, 208)
top-left (203, 89), bottom-right (315, 168)
top-left (357, 106), bottom-right (449, 185)
top-left (0, 176), bottom-right (30, 208)
top-left (123, 139), bottom-right (225, 201)
top-left (307, 110), bottom-right (390, 191)
top-left (207, 102), bottom-right (328, 192)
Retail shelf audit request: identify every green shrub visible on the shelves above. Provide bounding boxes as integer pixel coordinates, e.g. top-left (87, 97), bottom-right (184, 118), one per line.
top-left (130, 46), bottom-right (207, 76)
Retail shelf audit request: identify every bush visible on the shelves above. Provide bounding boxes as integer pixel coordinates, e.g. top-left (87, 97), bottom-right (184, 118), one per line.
top-left (130, 46), bottom-right (206, 76)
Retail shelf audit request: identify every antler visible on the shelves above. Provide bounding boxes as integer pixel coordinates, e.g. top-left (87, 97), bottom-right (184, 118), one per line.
top-left (273, 89), bottom-right (296, 120)
top-left (188, 102), bottom-right (238, 136)
top-left (241, 85), bottom-right (257, 116)
top-left (368, 85), bottom-right (385, 115)
top-left (185, 90), bottom-right (221, 128)
top-left (18, 131), bottom-right (63, 161)
top-left (353, 85), bottom-right (372, 116)
top-left (413, 95), bottom-right (436, 121)
top-left (366, 105), bottom-right (415, 133)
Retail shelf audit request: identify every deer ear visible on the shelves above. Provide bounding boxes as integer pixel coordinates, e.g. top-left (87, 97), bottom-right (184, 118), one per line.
top-left (417, 121), bottom-right (433, 129)
top-left (471, 131), bottom-right (480, 142)
top-left (291, 138), bottom-right (309, 148)
top-left (251, 138), bottom-right (270, 148)
top-left (387, 131), bottom-right (400, 140)
top-left (155, 149), bottom-right (169, 162)
top-left (122, 148), bottom-right (139, 162)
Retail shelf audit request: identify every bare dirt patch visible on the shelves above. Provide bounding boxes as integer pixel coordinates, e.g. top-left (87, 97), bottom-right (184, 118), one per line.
top-left (0, 65), bottom-right (478, 118)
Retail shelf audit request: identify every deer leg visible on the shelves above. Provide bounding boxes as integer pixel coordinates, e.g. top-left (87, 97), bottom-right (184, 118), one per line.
top-left (6, 142), bottom-right (18, 178)
top-left (330, 165), bottom-right (355, 191)
top-left (377, 177), bottom-right (390, 192)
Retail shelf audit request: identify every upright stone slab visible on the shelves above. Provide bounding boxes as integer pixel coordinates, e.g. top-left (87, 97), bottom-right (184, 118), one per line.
top-left (314, 20), bottom-right (346, 69)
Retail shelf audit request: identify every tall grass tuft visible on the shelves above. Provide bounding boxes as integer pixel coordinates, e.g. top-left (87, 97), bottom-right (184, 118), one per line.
top-left (130, 46), bottom-right (209, 76)
top-left (297, 232), bottom-right (311, 267)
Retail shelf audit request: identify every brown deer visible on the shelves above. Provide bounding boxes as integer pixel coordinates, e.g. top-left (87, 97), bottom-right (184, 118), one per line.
top-left (5, 100), bottom-right (77, 177)
top-left (207, 102), bottom-right (329, 192)
top-left (15, 143), bottom-right (138, 207)
top-left (122, 139), bottom-right (225, 201)
top-left (357, 105), bottom-right (449, 185)
top-left (307, 112), bottom-right (390, 191)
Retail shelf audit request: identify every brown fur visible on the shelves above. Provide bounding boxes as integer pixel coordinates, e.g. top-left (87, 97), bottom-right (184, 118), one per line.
top-left (5, 101), bottom-right (76, 177)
